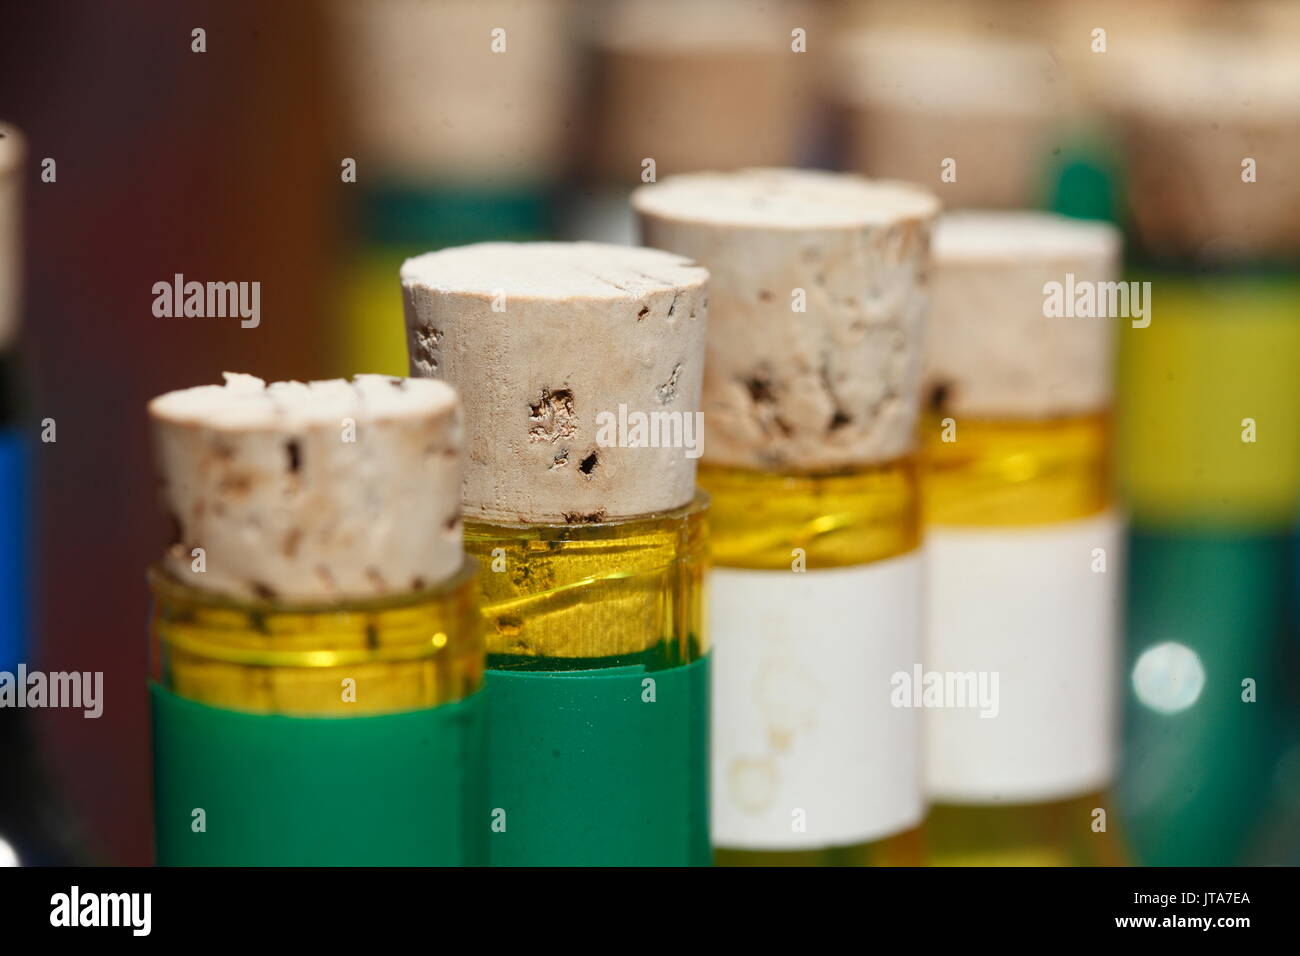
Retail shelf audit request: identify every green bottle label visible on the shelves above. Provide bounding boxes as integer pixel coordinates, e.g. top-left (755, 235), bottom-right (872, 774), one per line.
top-left (151, 682), bottom-right (487, 866)
top-left (485, 654), bottom-right (711, 866)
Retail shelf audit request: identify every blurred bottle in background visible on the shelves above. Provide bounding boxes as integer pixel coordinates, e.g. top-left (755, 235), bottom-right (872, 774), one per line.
top-left (327, 0), bottom-right (577, 376)
top-left (1101, 28), bottom-right (1300, 865)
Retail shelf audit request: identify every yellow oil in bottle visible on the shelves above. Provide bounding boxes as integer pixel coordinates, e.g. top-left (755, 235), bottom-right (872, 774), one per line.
top-left (463, 496), bottom-right (708, 671)
top-left (925, 792), bottom-right (1126, 867)
top-left (923, 412), bottom-right (1110, 527)
top-left (150, 562), bottom-right (483, 716)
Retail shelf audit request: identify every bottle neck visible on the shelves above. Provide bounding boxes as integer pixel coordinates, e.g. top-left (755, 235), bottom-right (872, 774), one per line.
top-left (149, 562), bottom-right (483, 716)
top-left (922, 411), bottom-right (1112, 526)
top-left (463, 495), bottom-right (707, 670)
top-left (699, 458), bottom-right (920, 570)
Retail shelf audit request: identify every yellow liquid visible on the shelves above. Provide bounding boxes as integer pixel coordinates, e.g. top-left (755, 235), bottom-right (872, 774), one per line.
top-left (149, 562), bottom-right (483, 716)
top-left (463, 496), bottom-right (707, 670)
top-left (700, 460), bottom-right (919, 570)
top-left (922, 412), bottom-right (1126, 866)
top-left (922, 412), bottom-right (1109, 526)
top-left (699, 460), bottom-right (923, 866)
top-left (925, 793), bottom-right (1126, 867)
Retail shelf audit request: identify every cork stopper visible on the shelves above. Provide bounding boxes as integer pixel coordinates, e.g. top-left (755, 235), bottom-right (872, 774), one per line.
top-left (400, 241), bottom-right (709, 524)
top-left (328, 0), bottom-right (573, 185)
top-left (1101, 36), bottom-right (1300, 262)
top-left (829, 30), bottom-right (1064, 209)
top-left (590, 0), bottom-right (815, 181)
top-left (927, 211), bottom-right (1123, 420)
top-left (0, 123), bottom-right (24, 353)
top-left (149, 373), bottom-right (464, 603)
top-left (633, 168), bottom-right (939, 472)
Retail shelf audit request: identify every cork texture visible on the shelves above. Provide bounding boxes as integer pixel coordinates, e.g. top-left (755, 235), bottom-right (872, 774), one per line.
top-left (401, 241), bottom-right (709, 524)
top-left (1102, 38), bottom-right (1300, 261)
top-left (927, 211), bottom-right (1123, 419)
top-left (634, 168), bottom-right (939, 472)
top-left (591, 0), bottom-right (814, 181)
top-left (0, 123), bottom-right (23, 353)
top-left (149, 373), bottom-right (464, 603)
top-left (330, 0), bottom-right (573, 184)
top-left (830, 31), bottom-right (1064, 209)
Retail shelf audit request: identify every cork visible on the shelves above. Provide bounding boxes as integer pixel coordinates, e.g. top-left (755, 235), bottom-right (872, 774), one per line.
top-left (1045, 0), bottom-right (1215, 105)
top-left (633, 168), bottom-right (939, 472)
top-left (927, 212), bottom-right (1123, 420)
top-left (149, 373), bottom-right (464, 603)
top-left (0, 123), bottom-right (23, 354)
top-left (590, 0), bottom-right (815, 182)
top-left (1100, 36), bottom-right (1300, 262)
top-left (328, 0), bottom-right (574, 185)
top-left (829, 30), bottom-right (1064, 210)
top-left (400, 241), bottom-right (709, 524)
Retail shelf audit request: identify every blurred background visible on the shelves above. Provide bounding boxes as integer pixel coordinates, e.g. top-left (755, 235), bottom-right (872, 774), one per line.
top-left (0, 0), bottom-right (1296, 865)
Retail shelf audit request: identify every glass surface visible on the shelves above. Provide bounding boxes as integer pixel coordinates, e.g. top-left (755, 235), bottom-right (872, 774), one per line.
top-left (149, 561), bottom-right (483, 715)
top-left (923, 412), bottom-right (1110, 526)
top-left (464, 495), bottom-right (708, 670)
top-left (926, 793), bottom-right (1127, 866)
top-left (699, 460), bottom-right (919, 569)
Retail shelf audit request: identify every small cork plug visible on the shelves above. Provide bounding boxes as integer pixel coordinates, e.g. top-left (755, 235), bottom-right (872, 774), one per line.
top-left (0, 122), bottom-right (25, 354)
top-left (149, 373), bottom-right (464, 603)
top-left (400, 241), bottom-right (709, 524)
top-left (829, 31), bottom-right (1064, 210)
top-left (591, 0), bottom-right (815, 181)
top-left (633, 168), bottom-right (939, 472)
top-left (1101, 37), bottom-right (1300, 262)
top-left (329, 0), bottom-right (573, 185)
top-left (927, 211), bottom-right (1122, 420)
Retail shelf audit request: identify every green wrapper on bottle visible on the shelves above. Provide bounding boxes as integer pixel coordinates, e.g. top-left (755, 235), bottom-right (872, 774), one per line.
top-left (152, 684), bottom-right (487, 866)
top-left (1121, 528), bottom-right (1295, 866)
top-left (484, 655), bottom-right (711, 867)
top-left (147, 555), bottom-right (487, 867)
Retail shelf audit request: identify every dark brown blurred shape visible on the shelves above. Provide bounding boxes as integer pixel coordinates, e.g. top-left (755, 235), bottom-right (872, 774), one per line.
top-left (0, 0), bottom-right (341, 863)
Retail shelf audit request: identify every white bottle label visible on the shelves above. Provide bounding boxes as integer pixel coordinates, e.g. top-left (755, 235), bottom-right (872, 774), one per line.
top-left (924, 510), bottom-right (1123, 803)
top-left (710, 552), bottom-right (924, 849)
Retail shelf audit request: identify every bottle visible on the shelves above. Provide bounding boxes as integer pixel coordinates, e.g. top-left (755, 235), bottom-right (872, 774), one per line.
top-left (401, 241), bottom-right (711, 866)
top-left (146, 373), bottom-right (485, 865)
top-left (635, 168), bottom-right (939, 865)
top-left (1105, 35), bottom-right (1300, 865)
top-left (0, 121), bottom-right (82, 866)
top-left (921, 211), bottom-right (1126, 866)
